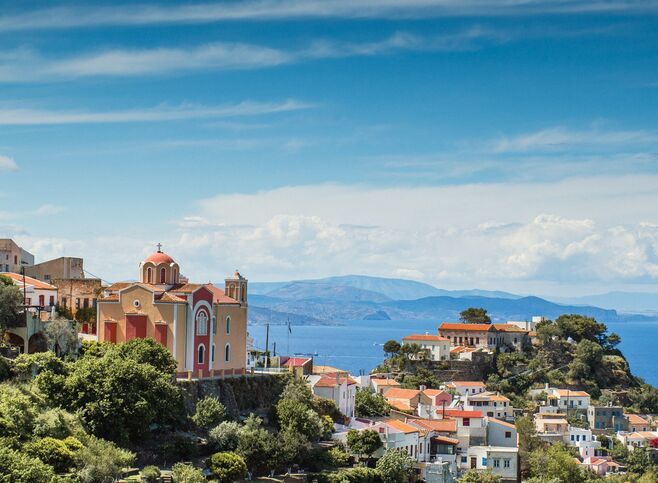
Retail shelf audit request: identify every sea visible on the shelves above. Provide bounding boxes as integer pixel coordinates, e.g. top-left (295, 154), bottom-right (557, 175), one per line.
top-left (248, 319), bottom-right (658, 386)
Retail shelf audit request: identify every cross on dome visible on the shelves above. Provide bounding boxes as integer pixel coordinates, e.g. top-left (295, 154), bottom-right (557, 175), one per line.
top-left (156, 242), bottom-right (163, 252)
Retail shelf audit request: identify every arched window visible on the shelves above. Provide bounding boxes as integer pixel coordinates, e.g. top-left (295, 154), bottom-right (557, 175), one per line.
top-left (224, 343), bottom-right (230, 362)
top-left (172, 267), bottom-right (177, 283)
top-left (146, 267), bottom-right (152, 284)
top-left (241, 284), bottom-right (246, 302)
top-left (159, 267), bottom-right (166, 284)
top-left (211, 344), bottom-right (215, 363)
top-left (226, 316), bottom-right (231, 334)
top-left (196, 311), bottom-right (208, 336)
top-left (197, 344), bottom-right (205, 364)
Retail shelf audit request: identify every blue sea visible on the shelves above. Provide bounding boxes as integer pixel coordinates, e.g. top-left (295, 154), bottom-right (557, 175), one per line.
top-left (248, 319), bottom-right (658, 386)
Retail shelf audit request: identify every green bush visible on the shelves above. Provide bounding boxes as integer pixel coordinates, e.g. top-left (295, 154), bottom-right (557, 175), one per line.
top-left (191, 396), bottom-right (227, 429)
top-left (171, 462), bottom-right (205, 483)
top-left (75, 435), bottom-right (135, 483)
top-left (33, 408), bottom-right (85, 440)
top-left (0, 446), bottom-right (55, 483)
top-left (327, 467), bottom-right (382, 483)
top-left (207, 452), bottom-right (247, 483)
top-left (208, 421), bottom-right (241, 452)
top-left (141, 465), bottom-right (161, 482)
top-left (326, 446), bottom-right (350, 467)
top-left (159, 433), bottom-right (198, 461)
top-left (24, 437), bottom-right (77, 473)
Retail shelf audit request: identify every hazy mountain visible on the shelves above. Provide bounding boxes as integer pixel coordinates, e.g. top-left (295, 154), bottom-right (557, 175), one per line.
top-left (265, 281), bottom-right (392, 303)
top-left (550, 291), bottom-right (658, 314)
top-left (249, 275), bottom-right (520, 301)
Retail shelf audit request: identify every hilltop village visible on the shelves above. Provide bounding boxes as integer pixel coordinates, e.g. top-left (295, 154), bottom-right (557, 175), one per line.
top-left (1, 239), bottom-right (658, 482)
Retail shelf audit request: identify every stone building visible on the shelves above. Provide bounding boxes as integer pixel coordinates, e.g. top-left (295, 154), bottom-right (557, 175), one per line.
top-left (0, 239), bottom-right (34, 273)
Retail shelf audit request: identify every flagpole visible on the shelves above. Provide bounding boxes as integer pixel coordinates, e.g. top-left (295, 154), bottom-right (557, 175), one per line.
top-left (287, 317), bottom-right (291, 356)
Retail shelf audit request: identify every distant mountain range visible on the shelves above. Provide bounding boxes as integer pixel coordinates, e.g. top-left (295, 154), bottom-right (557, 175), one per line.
top-left (240, 275), bottom-right (656, 326)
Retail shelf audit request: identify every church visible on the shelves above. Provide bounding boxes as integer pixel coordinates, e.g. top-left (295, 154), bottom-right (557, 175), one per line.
top-left (97, 246), bottom-right (248, 378)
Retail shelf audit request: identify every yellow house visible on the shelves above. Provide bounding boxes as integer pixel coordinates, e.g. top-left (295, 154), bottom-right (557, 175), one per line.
top-left (97, 246), bottom-right (248, 378)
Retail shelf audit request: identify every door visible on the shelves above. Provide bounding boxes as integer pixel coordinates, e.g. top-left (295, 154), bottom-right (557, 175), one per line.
top-left (471, 457), bottom-right (477, 469)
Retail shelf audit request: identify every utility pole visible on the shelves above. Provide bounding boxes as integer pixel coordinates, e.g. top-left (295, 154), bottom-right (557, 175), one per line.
top-left (21, 266), bottom-right (27, 326)
top-left (264, 322), bottom-right (270, 369)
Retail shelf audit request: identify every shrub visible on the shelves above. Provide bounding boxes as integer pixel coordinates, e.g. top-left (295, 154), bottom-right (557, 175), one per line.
top-left (24, 437), bottom-right (76, 473)
top-left (326, 446), bottom-right (350, 467)
top-left (207, 452), bottom-right (247, 483)
top-left (192, 396), bottom-right (227, 429)
top-left (0, 446), bottom-right (55, 483)
top-left (208, 421), bottom-right (241, 452)
top-left (171, 462), bottom-right (205, 483)
top-left (75, 435), bottom-right (135, 483)
top-left (327, 467), bottom-right (381, 483)
top-left (376, 449), bottom-right (414, 483)
top-left (33, 408), bottom-right (85, 440)
top-left (141, 465), bottom-right (161, 482)
top-left (159, 433), bottom-right (198, 461)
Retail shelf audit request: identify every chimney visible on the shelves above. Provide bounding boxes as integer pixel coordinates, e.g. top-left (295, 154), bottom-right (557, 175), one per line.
top-left (420, 385), bottom-right (427, 391)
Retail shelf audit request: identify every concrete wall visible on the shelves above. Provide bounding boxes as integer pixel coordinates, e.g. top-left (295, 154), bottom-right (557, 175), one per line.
top-left (25, 257), bottom-right (84, 281)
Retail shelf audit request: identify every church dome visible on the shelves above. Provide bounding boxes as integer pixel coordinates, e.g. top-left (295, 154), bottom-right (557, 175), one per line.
top-left (144, 250), bottom-right (175, 265)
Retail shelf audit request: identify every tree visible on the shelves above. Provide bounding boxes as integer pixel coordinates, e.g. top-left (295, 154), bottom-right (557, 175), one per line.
top-left (235, 414), bottom-right (276, 475)
top-left (24, 436), bottom-right (77, 473)
top-left (114, 337), bottom-right (178, 375)
top-left (192, 396), bottom-right (227, 429)
top-left (276, 398), bottom-right (324, 441)
top-left (459, 307), bottom-right (491, 324)
top-left (399, 368), bottom-right (439, 389)
top-left (172, 462), bottom-right (206, 483)
top-left (209, 421), bottom-right (241, 452)
top-left (458, 469), bottom-right (502, 482)
top-left (346, 429), bottom-right (383, 461)
top-left (0, 276), bottom-right (22, 331)
top-left (515, 415), bottom-right (543, 479)
top-left (0, 446), bottom-right (54, 483)
top-left (376, 448), bottom-right (414, 483)
top-left (37, 350), bottom-right (183, 444)
top-left (568, 339), bottom-right (603, 383)
top-left (355, 390), bottom-right (390, 417)
top-left (383, 340), bottom-right (401, 357)
top-left (555, 314), bottom-right (607, 344)
top-left (274, 428), bottom-right (311, 470)
top-left (528, 443), bottom-right (588, 483)
top-left (75, 435), bottom-right (135, 483)
top-left (626, 447), bottom-right (656, 475)
top-left (0, 384), bottom-right (39, 441)
top-left (42, 319), bottom-right (79, 357)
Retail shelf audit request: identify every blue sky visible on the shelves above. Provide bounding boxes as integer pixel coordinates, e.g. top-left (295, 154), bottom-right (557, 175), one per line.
top-left (1, 1), bottom-right (657, 296)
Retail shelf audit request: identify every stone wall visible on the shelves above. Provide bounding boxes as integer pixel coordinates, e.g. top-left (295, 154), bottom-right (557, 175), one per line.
top-left (177, 373), bottom-right (288, 418)
top-left (51, 278), bottom-right (102, 314)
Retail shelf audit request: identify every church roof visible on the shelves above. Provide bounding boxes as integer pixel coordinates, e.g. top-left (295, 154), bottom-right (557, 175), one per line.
top-left (143, 250), bottom-right (175, 265)
top-left (204, 283), bottom-right (240, 305)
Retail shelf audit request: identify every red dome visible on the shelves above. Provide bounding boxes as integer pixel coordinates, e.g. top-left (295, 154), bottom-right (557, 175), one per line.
top-left (144, 251), bottom-right (175, 264)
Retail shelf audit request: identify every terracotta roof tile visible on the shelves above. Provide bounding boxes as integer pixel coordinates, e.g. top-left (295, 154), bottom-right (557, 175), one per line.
top-left (488, 417), bottom-right (516, 429)
top-left (314, 374), bottom-right (357, 387)
top-left (626, 414), bottom-right (650, 426)
top-left (411, 419), bottom-right (457, 432)
top-left (437, 409), bottom-right (483, 418)
top-left (371, 378), bottom-right (400, 387)
top-left (553, 389), bottom-right (590, 398)
top-left (384, 419), bottom-right (419, 434)
top-left (283, 357), bottom-right (312, 367)
top-left (431, 435), bottom-right (460, 445)
top-left (1, 272), bottom-right (57, 290)
top-left (439, 323), bottom-right (496, 332)
top-left (385, 388), bottom-right (421, 400)
top-left (204, 283), bottom-right (239, 304)
top-left (446, 381), bottom-right (486, 387)
top-left (403, 334), bottom-right (451, 342)
top-left (388, 400), bottom-right (414, 412)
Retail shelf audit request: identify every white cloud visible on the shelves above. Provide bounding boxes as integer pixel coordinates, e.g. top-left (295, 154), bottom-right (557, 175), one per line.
top-left (0, 99), bottom-right (312, 125)
top-left (491, 126), bottom-right (658, 153)
top-left (0, 1), bottom-right (653, 32)
top-left (0, 155), bottom-right (18, 171)
top-left (33, 204), bottom-right (64, 216)
top-left (0, 31), bottom-right (499, 82)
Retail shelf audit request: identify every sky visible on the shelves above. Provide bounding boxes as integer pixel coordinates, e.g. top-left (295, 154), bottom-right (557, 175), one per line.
top-left (0, 0), bottom-right (658, 297)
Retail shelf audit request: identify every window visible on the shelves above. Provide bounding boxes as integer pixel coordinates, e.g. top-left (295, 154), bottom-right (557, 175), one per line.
top-left (226, 316), bottom-right (231, 334)
top-left (62, 297), bottom-right (67, 308)
top-left (212, 316), bottom-right (217, 334)
top-left (197, 345), bottom-right (205, 364)
top-left (504, 459), bottom-right (511, 468)
top-left (224, 344), bottom-right (230, 362)
top-left (463, 418), bottom-right (470, 427)
top-left (83, 298), bottom-right (89, 308)
top-left (461, 456), bottom-right (467, 464)
top-left (505, 431), bottom-right (512, 439)
top-left (493, 459), bottom-right (500, 468)
top-left (196, 311), bottom-right (208, 336)
top-left (159, 267), bottom-right (166, 284)
top-left (146, 267), bottom-right (152, 283)
top-left (49, 295), bottom-right (54, 306)
top-left (75, 298), bottom-right (81, 309)
top-left (476, 337), bottom-right (480, 344)
top-left (172, 268), bottom-right (177, 283)
top-left (211, 344), bottom-right (215, 363)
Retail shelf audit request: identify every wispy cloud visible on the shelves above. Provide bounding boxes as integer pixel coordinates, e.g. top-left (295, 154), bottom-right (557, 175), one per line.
top-left (0, 155), bottom-right (18, 171)
top-left (0, 99), bottom-right (313, 125)
top-left (492, 126), bottom-right (658, 153)
top-left (0, 1), bottom-right (655, 32)
top-left (0, 30), bottom-right (498, 82)
top-left (33, 204), bottom-right (65, 216)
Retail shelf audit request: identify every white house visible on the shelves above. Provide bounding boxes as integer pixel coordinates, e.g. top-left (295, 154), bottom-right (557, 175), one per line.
top-left (486, 418), bottom-right (518, 447)
top-left (1, 272), bottom-right (58, 310)
top-left (402, 333), bottom-right (451, 361)
top-left (371, 377), bottom-right (401, 396)
top-left (463, 392), bottom-right (513, 420)
top-left (463, 446), bottom-right (519, 482)
top-left (308, 373), bottom-right (357, 417)
top-left (443, 381), bottom-right (486, 397)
